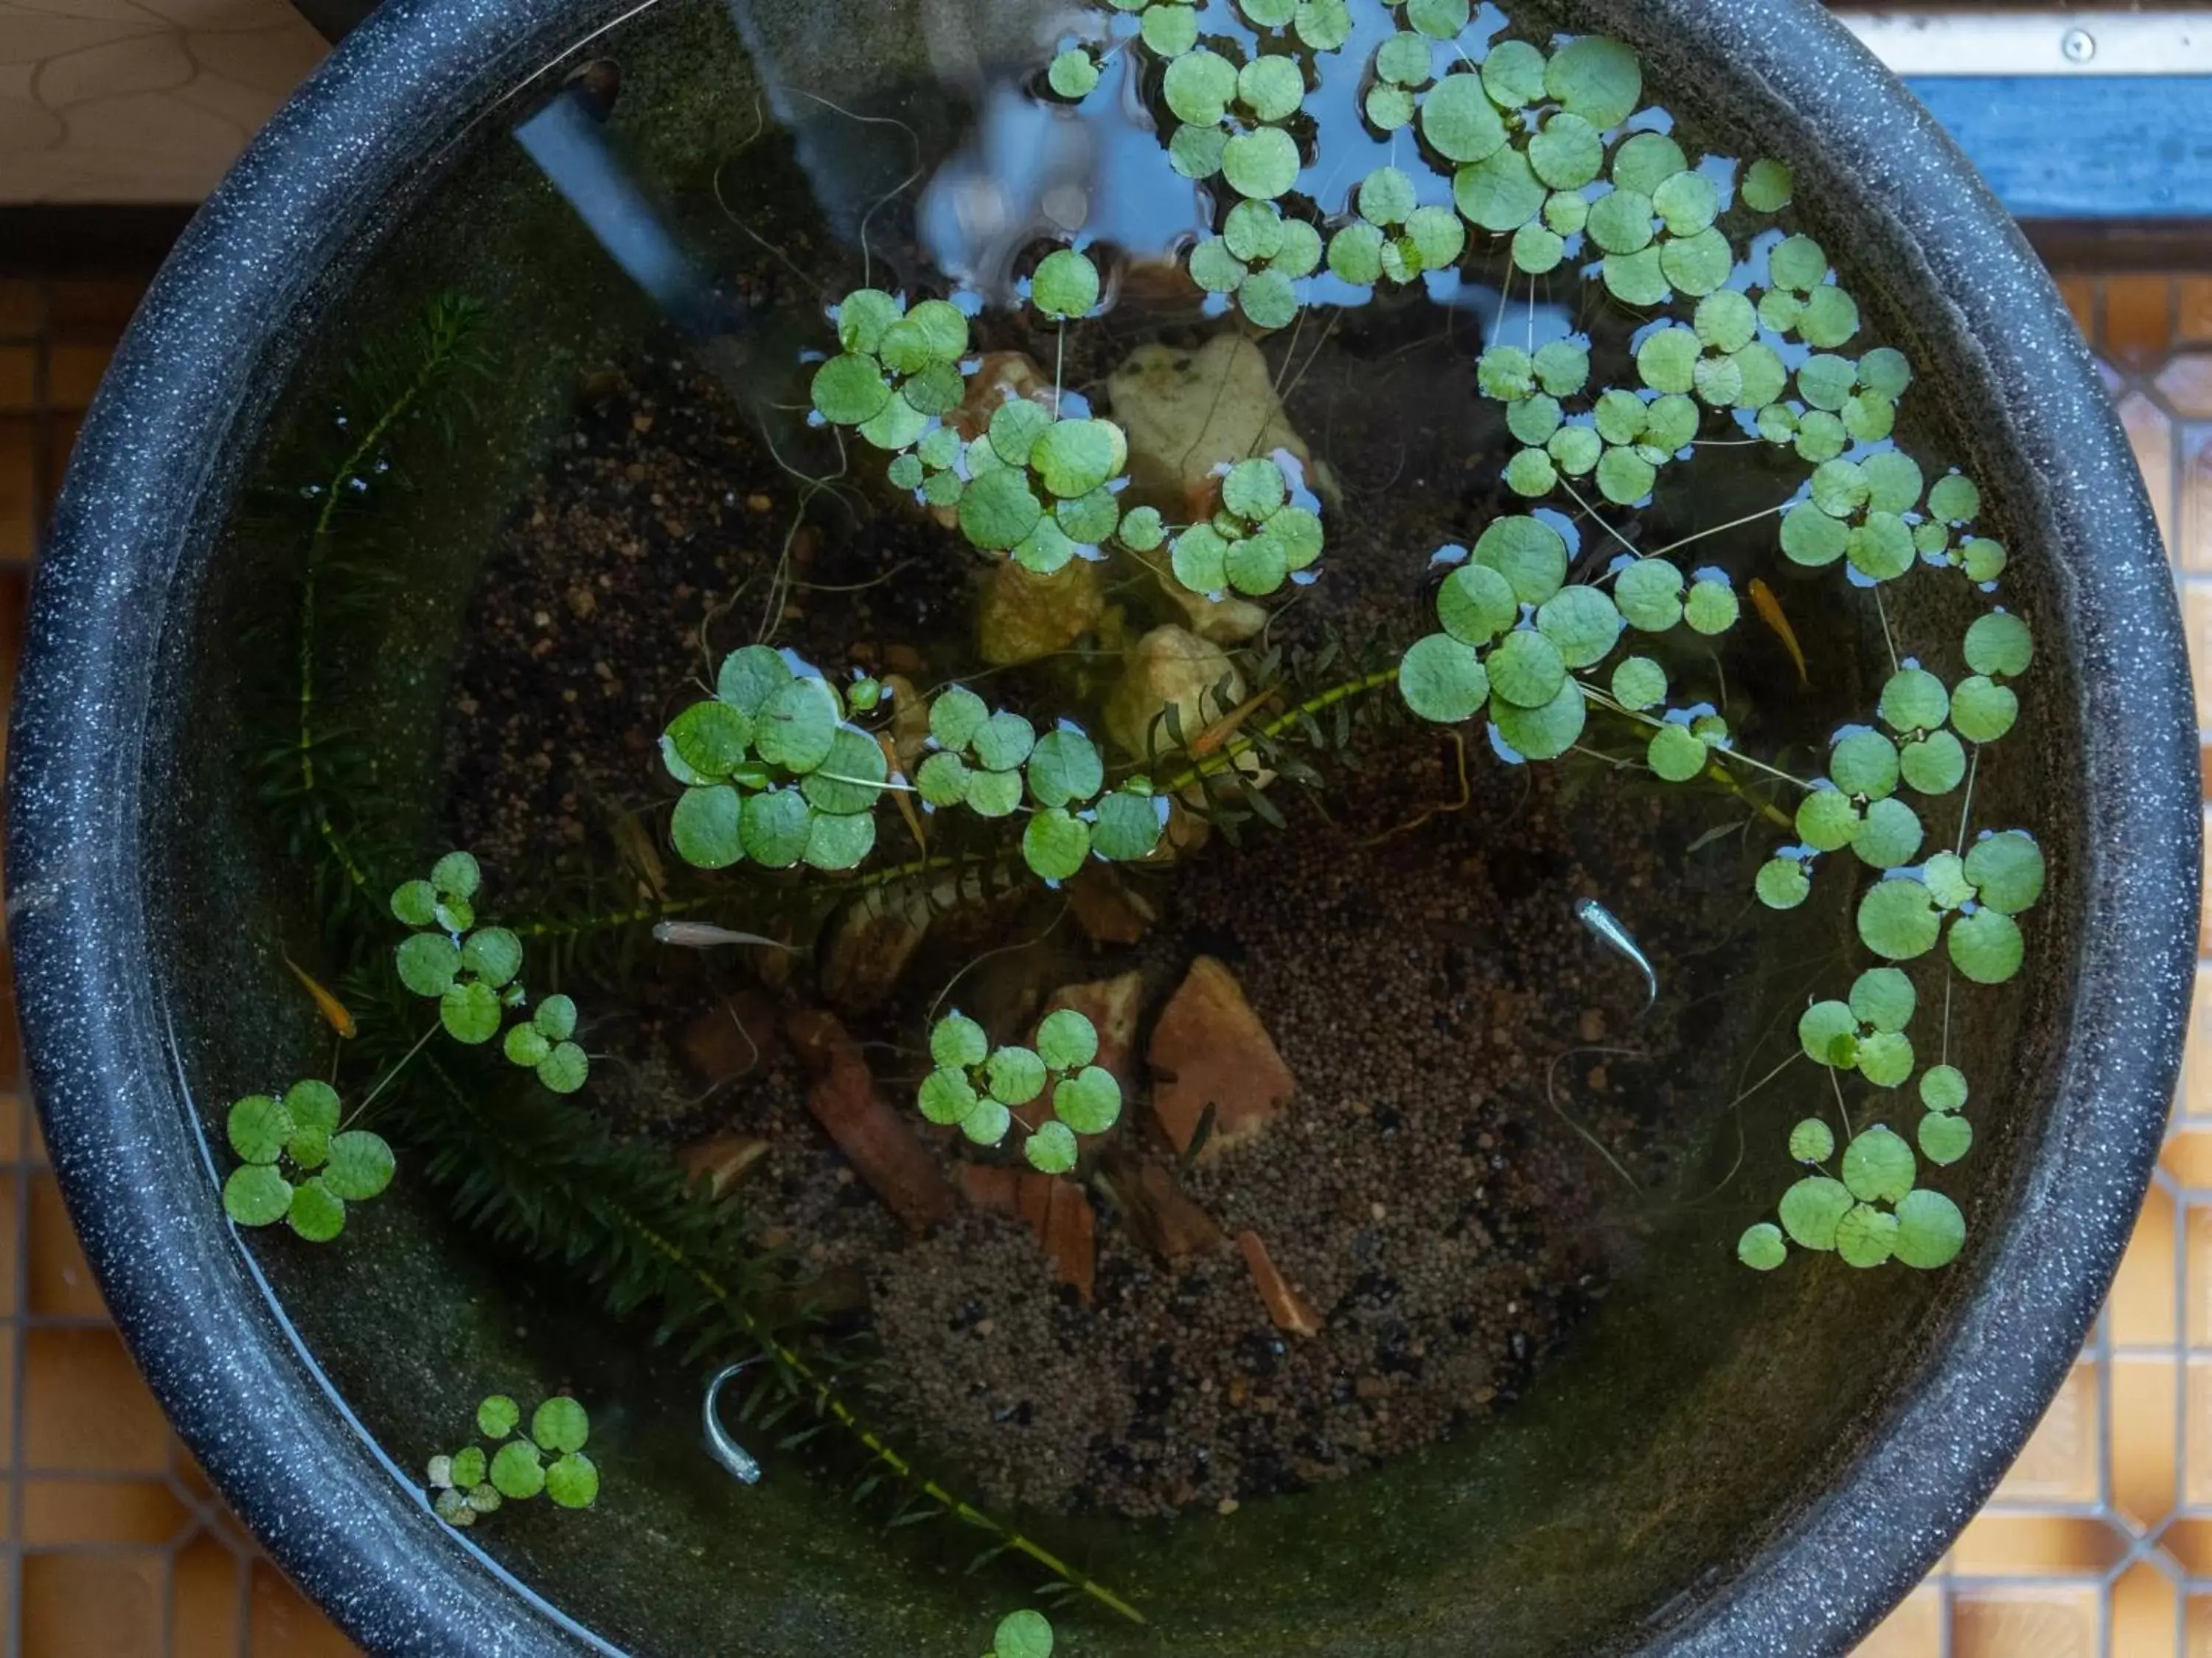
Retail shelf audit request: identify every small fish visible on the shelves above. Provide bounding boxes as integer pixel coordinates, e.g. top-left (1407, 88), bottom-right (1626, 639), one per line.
top-left (1573, 898), bottom-right (1659, 1012)
top-left (651, 921), bottom-right (804, 952)
top-left (703, 1362), bottom-right (762, 1486)
top-left (1748, 577), bottom-right (1810, 687)
top-left (283, 955), bottom-right (355, 1039)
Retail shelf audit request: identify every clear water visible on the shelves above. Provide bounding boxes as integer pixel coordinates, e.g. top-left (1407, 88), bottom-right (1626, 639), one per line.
top-left (178, 0), bottom-right (2036, 1650)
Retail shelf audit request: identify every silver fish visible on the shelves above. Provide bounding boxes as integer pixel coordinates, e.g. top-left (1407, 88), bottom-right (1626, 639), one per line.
top-left (653, 921), bottom-right (802, 952)
top-left (703, 1362), bottom-right (763, 1486)
top-left (1573, 898), bottom-right (1659, 1011)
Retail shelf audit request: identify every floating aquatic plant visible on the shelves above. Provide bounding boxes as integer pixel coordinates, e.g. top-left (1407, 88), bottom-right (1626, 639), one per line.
top-left (428, 1393), bottom-right (599, 1527)
top-left (919, 1008), bottom-right (1123, 1173)
top-left (220, 1078), bottom-right (394, 1242)
top-left (987, 1610), bottom-right (1055, 1658)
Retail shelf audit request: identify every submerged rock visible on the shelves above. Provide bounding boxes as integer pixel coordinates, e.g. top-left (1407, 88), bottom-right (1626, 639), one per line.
top-left (679, 1133), bottom-right (771, 1199)
top-left (1147, 955), bottom-right (1295, 1160)
top-left (821, 882), bottom-right (933, 1013)
top-left (978, 556), bottom-right (1104, 666)
top-left (1102, 625), bottom-right (1244, 763)
top-left (1066, 866), bottom-right (1156, 945)
top-left (1102, 1155), bottom-right (1226, 1263)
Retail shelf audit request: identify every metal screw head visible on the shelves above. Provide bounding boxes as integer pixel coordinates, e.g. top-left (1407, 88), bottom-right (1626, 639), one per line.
top-left (2062, 27), bottom-right (2097, 63)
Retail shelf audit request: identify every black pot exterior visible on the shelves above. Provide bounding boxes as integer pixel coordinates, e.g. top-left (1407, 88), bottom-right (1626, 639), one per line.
top-left (5, 1), bottom-right (2194, 1654)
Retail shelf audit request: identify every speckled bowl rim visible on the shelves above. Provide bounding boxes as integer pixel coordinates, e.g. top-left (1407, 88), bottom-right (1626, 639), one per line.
top-left (4, 0), bottom-right (2195, 1653)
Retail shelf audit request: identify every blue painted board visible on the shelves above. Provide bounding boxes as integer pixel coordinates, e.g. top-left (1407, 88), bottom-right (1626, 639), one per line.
top-left (1903, 77), bottom-right (2212, 220)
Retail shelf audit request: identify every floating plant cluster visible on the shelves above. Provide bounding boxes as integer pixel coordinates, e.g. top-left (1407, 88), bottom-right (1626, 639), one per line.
top-left (920, 1008), bottom-right (1124, 1174)
top-left (426, 1392), bottom-right (599, 1527)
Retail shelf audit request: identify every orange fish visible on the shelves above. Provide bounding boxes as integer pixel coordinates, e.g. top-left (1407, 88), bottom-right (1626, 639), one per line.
top-left (284, 955), bottom-right (356, 1039)
top-left (1748, 577), bottom-right (1809, 687)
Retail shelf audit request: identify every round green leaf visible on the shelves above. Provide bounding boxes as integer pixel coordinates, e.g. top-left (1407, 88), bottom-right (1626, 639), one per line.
top-left (227, 1095), bottom-right (292, 1165)
top-left (1850, 966), bottom-right (1917, 1033)
top-left (1222, 126), bottom-right (1299, 200)
top-left (1024, 1120), bottom-right (1080, 1175)
top-left (1860, 878), bottom-right (1942, 960)
top-left (546, 1451), bottom-right (599, 1509)
top-left (1789, 1117), bottom-right (1836, 1163)
top-left (1948, 908), bottom-right (2025, 985)
top-left (1660, 228), bottom-right (1733, 297)
top-left (504, 1023), bottom-right (551, 1068)
top-left (1737, 1223), bottom-right (1787, 1271)
top-left (397, 933), bottom-right (460, 997)
top-left (1928, 474), bottom-right (1981, 524)
top-left (1480, 38), bottom-right (1546, 107)
top-left (1023, 810), bottom-right (1092, 881)
top-left (478, 1395), bottom-right (521, 1439)
top-left (966, 767), bottom-right (1024, 819)
top-left (959, 466), bottom-right (1043, 552)
top-left (801, 811), bottom-right (876, 873)
top-left (1652, 170), bottom-right (1719, 237)
top-left (740, 788), bottom-right (813, 869)
top-left (1026, 729), bottom-right (1105, 810)
top-left (1742, 158), bottom-right (1793, 212)
top-left (664, 702), bottom-right (752, 785)
top-left (1536, 585), bottom-right (1622, 667)
top-left (930, 686), bottom-right (989, 753)
top-left (1596, 446), bottom-right (1656, 505)
top-left (1163, 49), bottom-right (1235, 124)
top-left (1327, 222), bottom-right (1384, 285)
top-left (461, 927), bottom-right (523, 990)
top-left (223, 1164), bottom-right (292, 1227)
top-left (1649, 723), bottom-right (1708, 784)
top-left (1831, 730), bottom-right (1899, 799)
top-left (1053, 1066), bottom-right (1121, 1134)
top-left (1950, 676), bottom-right (2019, 743)
top-left (1778, 1175), bottom-right (1854, 1250)
top-left (1398, 633), bottom-right (1490, 724)
top-left (1795, 787), bottom-right (1859, 852)
top-left (324, 1131), bottom-right (394, 1201)
top-left (532, 1396), bottom-right (590, 1454)
top-left (919, 1066), bottom-right (980, 1126)
top-left (1610, 656), bottom-right (1666, 710)
top-left (1529, 113), bottom-right (1603, 190)
top-left (811, 354), bottom-right (891, 426)
top-left (1965, 830), bottom-right (2045, 915)
top-left (1048, 49), bottom-right (1100, 98)
top-left (438, 979), bottom-right (501, 1045)
top-left (390, 880), bottom-right (438, 926)
top-left (1611, 132), bottom-right (1686, 195)
top-left (973, 710), bottom-right (1036, 773)
top-left (1587, 188), bottom-right (1653, 255)
top-left (717, 645), bottom-right (792, 716)
top-left (931, 1014), bottom-right (989, 1071)
top-left (1879, 670), bottom-right (1950, 736)
top-left (1902, 730), bottom-right (1967, 796)
top-left (1964, 611), bottom-right (2034, 679)
top-left (1454, 148), bottom-right (1545, 233)
top-left (995, 1610), bottom-right (1056, 1658)
top-left (287, 1177), bottom-right (345, 1243)
top-left (1919, 1114), bottom-right (1972, 1168)
top-left (1847, 515), bottom-right (1915, 583)
top-left (1422, 73), bottom-right (1506, 164)
top-left (1036, 1010), bottom-right (1098, 1073)
top-left (1841, 1125), bottom-right (1915, 1204)
top-left (1032, 249), bottom-right (1100, 320)
top-left (672, 784), bottom-right (744, 870)
top-left (1769, 235), bottom-right (1828, 292)
top-left (1092, 790), bottom-right (1165, 861)
top-left (1486, 628), bottom-right (1567, 708)
top-left (1602, 249), bottom-right (1672, 308)
top-left (1490, 678), bottom-right (1585, 760)
top-left (1475, 516), bottom-right (1567, 605)
top-left (491, 1440), bottom-right (545, 1500)
top-left (1852, 797), bottom-right (1924, 870)
top-left (1799, 285), bottom-right (1860, 350)
top-left (1893, 1187), bottom-right (1965, 1267)
top-left (1683, 579), bottom-right (1738, 635)
top-left (1545, 35), bottom-right (1641, 128)
top-left (1835, 1203), bottom-right (1898, 1269)
top-left (986, 1047), bottom-right (1047, 1107)
top-left (1799, 999), bottom-right (1860, 1067)
top-left (1756, 857), bottom-right (1811, 910)
top-left (1855, 1030), bottom-right (1915, 1089)
top-left (754, 676), bottom-right (841, 774)
top-left (799, 726), bottom-right (888, 815)
top-left (1921, 1065), bottom-right (1969, 1113)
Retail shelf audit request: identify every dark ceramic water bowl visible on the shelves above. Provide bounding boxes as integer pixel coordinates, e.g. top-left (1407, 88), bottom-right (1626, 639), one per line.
top-left (6, 0), bottom-right (2197, 1652)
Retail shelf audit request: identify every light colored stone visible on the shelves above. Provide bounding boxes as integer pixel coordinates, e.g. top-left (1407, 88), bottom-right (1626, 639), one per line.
top-left (1106, 335), bottom-right (1316, 518)
top-left (1103, 625), bottom-right (1243, 762)
top-left (978, 556), bottom-right (1104, 666)
top-left (1147, 956), bottom-right (1294, 1160)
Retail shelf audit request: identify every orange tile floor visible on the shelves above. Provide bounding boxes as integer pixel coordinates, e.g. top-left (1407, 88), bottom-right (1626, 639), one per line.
top-left (1, 268), bottom-right (2209, 1657)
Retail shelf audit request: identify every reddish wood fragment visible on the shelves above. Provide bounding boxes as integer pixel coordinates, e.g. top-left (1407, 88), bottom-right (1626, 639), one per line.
top-left (785, 1010), bottom-right (955, 1235)
top-left (1237, 1229), bottom-right (1321, 1338)
top-left (1147, 957), bottom-right (1295, 1161)
top-left (1067, 867), bottom-right (1155, 945)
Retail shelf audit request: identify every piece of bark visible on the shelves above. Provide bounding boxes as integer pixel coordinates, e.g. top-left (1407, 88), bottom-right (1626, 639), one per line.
top-left (785, 1010), bottom-right (956, 1235)
top-left (957, 1165), bottom-right (1096, 1302)
top-left (1147, 956), bottom-right (1295, 1160)
top-left (1237, 1229), bottom-right (1322, 1338)
top-left (681, 990), bottom-right (784, 1087)
top-left (820, 883), bottom-right (932, 1013)
top-left (1037, 971), bottom-right (1145, 1093)
top-left (680, 1134), bottom-right (771, 1199)
top-left (1110, 1158), bottom-right (1225, 1262)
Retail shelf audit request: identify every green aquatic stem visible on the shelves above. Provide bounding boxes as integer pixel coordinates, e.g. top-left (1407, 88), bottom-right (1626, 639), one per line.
top-left (296, 308), bottom-right (481, 895)
top-left (1160, 664), bottom-right (1403, 794)
top-left (510, 895), bottom-right (714, 942)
